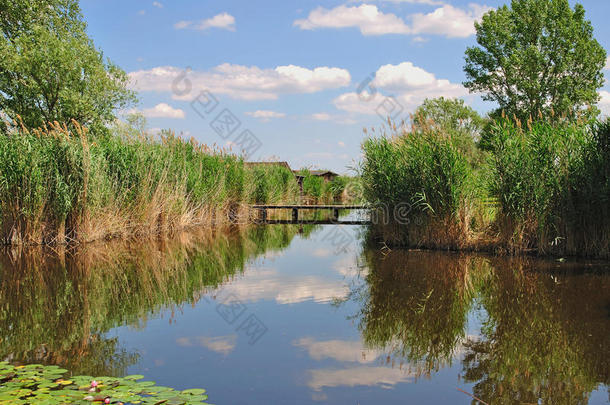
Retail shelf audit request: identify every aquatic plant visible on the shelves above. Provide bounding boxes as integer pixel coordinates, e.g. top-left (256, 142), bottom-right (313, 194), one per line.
top-left (488, 118), bottom-right (610, 257)
top-left (0, 120), bottom-right (324, 245)
top-left (0, 362), bottom-right (209, 404)
top-left (360, 121), bottom-right (487, 249)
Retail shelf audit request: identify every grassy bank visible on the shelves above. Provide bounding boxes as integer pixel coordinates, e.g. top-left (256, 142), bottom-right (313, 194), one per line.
top-left (360, 118), bottom-right (609, 258)
top-left (0, 121), bottom-right (338, 245)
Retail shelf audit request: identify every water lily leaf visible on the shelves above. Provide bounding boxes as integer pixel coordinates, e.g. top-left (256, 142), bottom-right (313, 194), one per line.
top-left (0, 364), bottom-right (209, 404)
top-left (181, 389), bottom-right (206, 395)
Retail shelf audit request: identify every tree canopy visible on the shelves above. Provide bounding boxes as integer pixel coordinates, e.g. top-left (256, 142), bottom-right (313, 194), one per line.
top-left (463, 0), bottom-right (606, 121)
top-left (413, 97), bottom-right (485, 137)
top-left (412, 97), bottom-right (487, 164)
top-left (0, 0), bottom-right (135, 131)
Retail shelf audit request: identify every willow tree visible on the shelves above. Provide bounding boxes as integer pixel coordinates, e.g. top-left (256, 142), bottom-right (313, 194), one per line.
top-left (463, 0), bottom-right (606, 122)
top-left (0, 0), bottom-right (135, 132)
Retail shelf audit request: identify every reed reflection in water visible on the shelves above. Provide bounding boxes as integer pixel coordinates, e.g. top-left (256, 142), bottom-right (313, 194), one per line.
top-left (357, 249), bottom-right (610, 404)
top-left (0, 223), bottom-right (608, 404)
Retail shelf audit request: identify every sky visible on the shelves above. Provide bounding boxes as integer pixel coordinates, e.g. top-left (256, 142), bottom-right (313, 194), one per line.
top-left (80, 0), bottom-right (610, 173)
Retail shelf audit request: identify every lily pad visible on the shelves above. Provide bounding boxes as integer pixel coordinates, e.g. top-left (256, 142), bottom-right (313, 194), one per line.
top-left (0, 363), bottom-right (211, 404)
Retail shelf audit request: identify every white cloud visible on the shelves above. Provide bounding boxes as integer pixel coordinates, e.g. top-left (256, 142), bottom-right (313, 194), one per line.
top-left (245, 110), bottom-right (286, 122)
top-left (373, 0), bottom-right (443, 4)
top-left (152, 1), bottom-right (163, 8)
top-left (218, 267), bottom-right (349, 304)
top-left (312, 248), bottom-right (333, 257)
top-left (137, 103), bottom-right (185, 119)
top-left (294, 338), bottom-right (383, 364)
top-left (304, 152), bottom-right (349, 160)
top-left (374, 62), bottom-right (436, 88)
top-left (605, 57), bottom-right (610, 70)
top-left (311, 113), bottom-right (332, 121)
top-left (174, 21), bottom-right (191, 29)
top-left (409, 4), bottom-right (493, 38)
top-left (307, 366), bottom-right (415, 391)
top-left (294, 4), bottom-right (410, 35)
top-left (337, 141), bottom-right (346, 147)
top-left (294, 3), bottom-right (491, 38)
top-left (176, 335), bottom-right (237, 355)
top-left (333, 256), bottom-right (365, 278)
top-left (334, 61), bottom-right (467, 116)
top-left (309, 112), bottom-right (358, 125)
top-left (129, 64), bottom-right (351, 101)
top-left (175, 12), bottom-right (236, 31)
top-left (599, 90), bottom-right (610, 116)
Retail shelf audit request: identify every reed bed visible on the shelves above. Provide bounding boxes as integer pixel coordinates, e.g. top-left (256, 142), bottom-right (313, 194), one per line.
top-left (489, 118), bottom-right (610, 257)
top-left (360, 117), bottom-right (609, 258)
top-left (0, 120), bottom-right (307, 245)
top-left (360, 121), bottom-right (487, 250)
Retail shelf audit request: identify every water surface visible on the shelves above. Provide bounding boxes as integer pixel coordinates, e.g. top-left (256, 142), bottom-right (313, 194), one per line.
top-left (1, 223), bottom-right (608, 404)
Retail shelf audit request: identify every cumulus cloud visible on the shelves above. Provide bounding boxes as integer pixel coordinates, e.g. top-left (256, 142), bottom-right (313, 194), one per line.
top-left (137, 103), bottom-right (185, 119)
top-left (294, 3), bottom-right (491, 38)
top-left (307, 366), bottom-right (415, 391)
top-left (176, 335), bottom-right (237, 355)
top-left (129, 64), bottom-right (351, 101)
top-left (294, 4), bottom-right (410, 35)
top-left (333, 255), bottom-right (365, 278)
top-left (152, 1), bottom-right (163, 8)
top-left (311, 112), bottom-right (332, 121)
top-left (218, 267), bottom-right (349, 304)
top-left (312, 248), bottom-right (333, 257)
top-left (334, 61), bottom-right (466, 116)
top-left (372, 0), bottom-right (443, 4)
top-left (294, 338), bottom-right (383, 364)
top-left (599, 90), bottom-right (610, 116)
top-left (175, 12), bottom-right (236, 31)
top-left (374, 62), bottom-right (436, 88)
top-left (308, 112), bottom-right (357, 125)
top-left (409, 4), bottom-right (492, 38)
top-left (245, 110), bottom-right (286, 122)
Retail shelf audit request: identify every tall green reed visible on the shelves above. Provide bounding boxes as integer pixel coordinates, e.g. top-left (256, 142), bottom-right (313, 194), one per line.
top-left (360, 122), bottom-right (483, 249)
top-left (489, 118), bottom-right (609, 257)
top-left (0, 121), bottom-right (303, 244)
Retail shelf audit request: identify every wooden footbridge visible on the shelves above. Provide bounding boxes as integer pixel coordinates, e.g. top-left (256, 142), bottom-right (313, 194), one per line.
top-left (251, 204), bottom-right (370, 224)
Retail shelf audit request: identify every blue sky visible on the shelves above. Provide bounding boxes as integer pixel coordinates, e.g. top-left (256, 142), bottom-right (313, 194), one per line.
top-left (81, 0), bottom-right (610, 173)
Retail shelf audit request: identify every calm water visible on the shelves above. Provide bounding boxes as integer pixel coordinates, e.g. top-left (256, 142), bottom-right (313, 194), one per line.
top-left (1, 222), bottom-right (609, 404)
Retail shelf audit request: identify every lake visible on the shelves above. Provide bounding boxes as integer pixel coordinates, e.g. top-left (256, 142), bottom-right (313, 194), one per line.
top-left (1, 221), bottom-right (609, 404)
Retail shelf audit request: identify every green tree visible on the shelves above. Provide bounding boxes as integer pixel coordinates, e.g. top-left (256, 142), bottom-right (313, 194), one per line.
top-left (413, 97), bottom-right (487, 164)
top-left (413, 97), bottom-right (486, 137)
top-left (463, 0), bottom-right (606, 122)
top-left (0, 0), bottom-right (135, 131)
